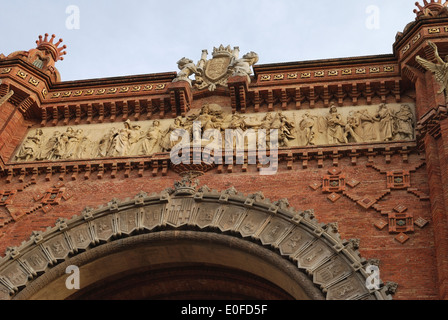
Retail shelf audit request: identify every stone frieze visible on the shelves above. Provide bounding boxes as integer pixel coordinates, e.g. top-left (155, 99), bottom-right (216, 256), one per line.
top-left (12, 103), bottom-right (416, 163)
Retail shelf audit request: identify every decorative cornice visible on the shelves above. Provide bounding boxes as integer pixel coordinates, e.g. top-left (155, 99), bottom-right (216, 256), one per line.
top-left (0, 141), bottom-right (419, 181)
top-left (416, 105), bottom-right (448, 139)
top-left (0, 80), bottom-right (14, 108)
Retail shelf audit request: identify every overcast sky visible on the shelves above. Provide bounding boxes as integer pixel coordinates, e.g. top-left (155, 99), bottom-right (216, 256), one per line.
top-left (1, 0), bottom-right (417, 82)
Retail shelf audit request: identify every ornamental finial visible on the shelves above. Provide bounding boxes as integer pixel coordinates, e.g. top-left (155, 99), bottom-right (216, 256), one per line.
top-left (35, 33), bottom-right (67, 61)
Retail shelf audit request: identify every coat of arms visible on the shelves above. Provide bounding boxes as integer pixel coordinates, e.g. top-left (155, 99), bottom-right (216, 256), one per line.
top-left (173, 45), bottom-right (259, 92)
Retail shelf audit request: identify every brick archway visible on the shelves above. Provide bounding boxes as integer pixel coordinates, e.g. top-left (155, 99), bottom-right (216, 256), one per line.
top-left (0, 180), bottom-right (395, 300)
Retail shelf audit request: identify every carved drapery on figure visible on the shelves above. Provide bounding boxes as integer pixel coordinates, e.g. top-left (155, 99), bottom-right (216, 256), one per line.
top-left (13, 103), bottom-right (416, 163)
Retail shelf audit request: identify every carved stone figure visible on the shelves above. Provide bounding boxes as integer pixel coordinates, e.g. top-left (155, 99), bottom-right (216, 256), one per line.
top-left (357, 109), bottom-right (378, 142)
top-left (108, 120), bottom-right (133, 157)
top-left (375, 104), bottom-right (394, 141)
top-left (97, 128), bottom-right (118, 158)
top-left (53, 129), bottom-right (70, 160)
top-left (326, 105), bottom-right (347, 144)
top-left (173, 57), bottom-right (201, 86)
top-left (64, 128), bottom-right (83, 159)
top-left (15, 129), bottom-right (43, 161)
top-left (228, 51), bottom-right (259, 83)
top-left (299, 112), bottom-right (318, 146)
top-left (74, 129), bottom-right (92, 159)
top-left (394, 105), bottom-right (415, 140)
top-left (223, 114), bottom-right (252, 149)
top-left (416, 41), bottom-right (448, 103)
top-left (256, 112), bottom-right (295, 147)
top-left (276, 112), bottom-right (296, 147)
top-left (129, 124), bottom-right (145, 155)
top-left (161, 117), bottom-right (186, 152)
top-left (173, 45), bottom-right (257, 91)
top-left (139, 120), bottom-right (163, 155)
top-left (345, 111), bottom-right (363, 143)
top-left (187, 104), bottom-right (224, 135)
top-left (13, 103), bottom-right (417, 163)
top-left (36, 131), bottom-right (61, 161)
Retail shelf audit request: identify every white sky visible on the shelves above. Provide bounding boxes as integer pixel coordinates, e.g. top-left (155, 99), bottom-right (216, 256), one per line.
top-left (0, 0), bottom-right (417, 82)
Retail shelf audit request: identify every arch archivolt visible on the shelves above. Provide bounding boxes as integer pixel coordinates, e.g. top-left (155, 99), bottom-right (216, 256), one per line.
top-left (0, 179), bottom-right (395, 300)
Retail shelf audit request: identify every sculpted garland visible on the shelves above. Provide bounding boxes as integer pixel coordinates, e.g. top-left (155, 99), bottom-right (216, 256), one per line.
top-left (13, 103), bottom-right (415, 163)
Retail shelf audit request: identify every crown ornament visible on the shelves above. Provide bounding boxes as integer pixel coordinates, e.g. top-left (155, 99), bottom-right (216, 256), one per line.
top-left (212, 45), bottom-right (238, 58)
top-left (35, 33), bottom-right (67, 61)
top-left (414, 0), bottom-right (448, 18)
top-left (173, 172), bottom-right (203, 196)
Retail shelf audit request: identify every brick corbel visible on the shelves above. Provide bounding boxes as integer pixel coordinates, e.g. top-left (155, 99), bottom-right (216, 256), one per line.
top-left (228, 75), bottom-right (249, 114)
top-left (168, 81), bottom-right (192, 117)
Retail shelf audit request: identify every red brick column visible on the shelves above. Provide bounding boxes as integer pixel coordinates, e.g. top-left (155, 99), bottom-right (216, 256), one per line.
top-left (424, 119), bottom-right (448, 299)
top-left (0, 102), bottom-right (28, 162)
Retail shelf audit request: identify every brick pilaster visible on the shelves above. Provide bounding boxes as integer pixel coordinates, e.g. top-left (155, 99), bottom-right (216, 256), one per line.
top-left (424, 122), bottom-right (448, 299)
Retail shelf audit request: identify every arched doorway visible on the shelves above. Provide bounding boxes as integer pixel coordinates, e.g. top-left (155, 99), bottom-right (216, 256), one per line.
top-left (0, 178), bottom-right (394, 300)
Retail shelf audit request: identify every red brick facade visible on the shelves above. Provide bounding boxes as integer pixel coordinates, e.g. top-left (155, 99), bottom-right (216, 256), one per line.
top-left (1, 3), bottom-right (448, 300)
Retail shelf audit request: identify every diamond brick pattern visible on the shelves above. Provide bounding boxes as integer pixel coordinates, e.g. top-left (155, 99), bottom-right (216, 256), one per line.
top-left (357, 197), bottom-right (376, 209)
top-left (374, 219), bottom-right (388, 230)
top-left (414, 217), bottom-right (429, 229)
top-left (327, 193), bottom-right (341, 203)
top-left (395, 233), bottom-right (410, 244)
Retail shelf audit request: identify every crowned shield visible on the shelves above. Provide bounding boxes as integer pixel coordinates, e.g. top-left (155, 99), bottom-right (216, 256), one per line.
top-left (204, 56), bottom-right (232, 82)
top-left (195, 45), bottom-right (238, 91)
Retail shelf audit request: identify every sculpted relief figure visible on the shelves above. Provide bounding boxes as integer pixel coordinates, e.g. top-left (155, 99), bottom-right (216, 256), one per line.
top-left (394, 105), bottom-right (415, 140)
top-left (161, 117), bottom-right (186, 152)
top-left (13, 103), bottom-right (417, 163)
top-left (185, 104), bottom-right (225, 138)
top-left (345, 111), bottom-right (363, 143)
top-left (173, 57), bottom-right (202, 86)
top-left (36, 131), bottom-right (61, 161)
top-left (299, 112), bottom-right (319, 146)
top-left (326, 105), bottom-right (348, 144)
top-left (255, 112), bottom-right (296, 147)
top-left (108, 120), bottom-right (134, 157)
top-left (375, 104), bottom-right (395, 141)
top-left (416, 41), bottom-right (448, 103)
top-left (228, 51), bottom-right (259, 83)
top-left (139, 121), bottom-right (163, 155)
top-left (357, 109), bottom-right (378, 142)
top-left (97, 128), bottom-right (118, 158)
top-left (64, 128), bottom-right (88, 159)
top-left (128, 124), bottom-right (144, 155)
top-left (274, 112), bottom-right (296, 147)
top-left (15, 129), bottom-right (43, 161)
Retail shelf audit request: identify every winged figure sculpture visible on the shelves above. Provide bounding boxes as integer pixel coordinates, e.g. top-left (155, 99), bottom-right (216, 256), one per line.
top-left (416, 41), bottom-right (448, 103)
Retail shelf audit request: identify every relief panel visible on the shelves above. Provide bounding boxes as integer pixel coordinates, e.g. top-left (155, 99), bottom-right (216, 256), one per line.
top-left (326, 274), bottom-right (370, 300)
top-left (12, 103), bottom-right (416, 163)
top-left (67, 224), bottom-right (92, 251)
top-left (21, 247), bottom-right (49, 273)
top-left (278, 227), bottom-right (315, 257)
top-left (141, 204), bottom-right (164, 230)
